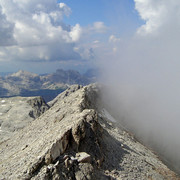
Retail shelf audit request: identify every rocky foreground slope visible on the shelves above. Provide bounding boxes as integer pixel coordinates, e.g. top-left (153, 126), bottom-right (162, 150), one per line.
top-left (0, 84), bottom-right (179, 179)
top-left (0, 96), bottom-right (49, 144)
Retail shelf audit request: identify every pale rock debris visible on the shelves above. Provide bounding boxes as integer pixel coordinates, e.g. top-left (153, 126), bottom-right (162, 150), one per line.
top-left (0, 84), bottom-right (179, 180)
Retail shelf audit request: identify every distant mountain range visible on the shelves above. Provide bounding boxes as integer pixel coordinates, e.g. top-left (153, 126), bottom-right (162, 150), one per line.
top-left (0, 69), bottom-right (97, 101)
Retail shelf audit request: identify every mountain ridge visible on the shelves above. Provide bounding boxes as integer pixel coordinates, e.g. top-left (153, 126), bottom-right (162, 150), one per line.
top-left (0, 84), bottom-right (179, 179)
top-left (0, 69), bottom-right (94, 102)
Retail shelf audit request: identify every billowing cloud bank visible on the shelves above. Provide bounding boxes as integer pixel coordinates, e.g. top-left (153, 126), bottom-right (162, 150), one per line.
top-left (100, 0), bottom-right (180, 172)
top-left (0, 0), bottom-right (108, 72)
top-left (0, 0), bottom-right (82, 62)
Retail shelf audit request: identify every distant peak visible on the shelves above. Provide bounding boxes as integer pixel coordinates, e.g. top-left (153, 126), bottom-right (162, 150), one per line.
top-left (10, 70), bottom-right (38, 77)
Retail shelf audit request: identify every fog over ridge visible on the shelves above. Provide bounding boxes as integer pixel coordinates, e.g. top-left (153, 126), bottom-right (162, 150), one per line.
top-left (98, 0), bottom-right (180, 173)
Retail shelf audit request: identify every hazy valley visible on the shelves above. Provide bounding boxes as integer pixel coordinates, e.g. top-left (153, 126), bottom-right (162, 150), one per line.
top-left (0, 69), bottom-right (96, 102)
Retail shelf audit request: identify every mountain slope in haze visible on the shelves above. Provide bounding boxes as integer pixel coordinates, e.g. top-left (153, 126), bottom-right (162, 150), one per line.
top-left (0, 69), bottom-right (93, 102)
top-left (0, 84), bottom-right (179, 180)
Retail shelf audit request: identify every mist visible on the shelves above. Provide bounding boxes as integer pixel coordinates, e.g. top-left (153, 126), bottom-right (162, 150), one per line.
top-left (97, 0), bottom-right (180, 173)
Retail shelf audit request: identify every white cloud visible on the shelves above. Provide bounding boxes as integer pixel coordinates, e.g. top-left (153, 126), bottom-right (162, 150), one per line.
top-left (93, 40), bottom-right (100, 44)
top-left (0, 6), bottom-right (16, 46)
top-left (83, 21), bottom-right (107, 35)
top-left (0, 0), bottom-right (109, 64)
top-left (0, 0), bottom-right (82, 62)
top-left (109, 35), bottom-right (121, 43)
top-left (99, 0), bottom-right (180, 170)
top-left (92, 22), bottom-right (107, 33)
top-left (59, 3), bottom-right (71, 17)
top-left (69, 24), bottom-right (82, 42)
top-left (135, 0), bottom-right (180, 35)
top-left (68, 21), bottom-right (108, 61)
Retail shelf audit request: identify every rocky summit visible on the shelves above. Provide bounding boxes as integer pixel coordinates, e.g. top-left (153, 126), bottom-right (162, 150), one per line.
top-left (0, 84), bottom-right (179, 180)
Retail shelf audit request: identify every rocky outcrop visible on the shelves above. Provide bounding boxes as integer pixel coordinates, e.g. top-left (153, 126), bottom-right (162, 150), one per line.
top-left (0, 84), bottom-right (179, 179)
top-left (27, 97), bottom-right (49, 119)
top-left (0, 96), bottom-right (49, 143)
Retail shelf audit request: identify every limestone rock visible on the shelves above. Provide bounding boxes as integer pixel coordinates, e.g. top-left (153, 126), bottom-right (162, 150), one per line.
top-left (27, 96), bottom-right (49, 118)
top-left (76, 152), bottom-right (91, 163)
top-left (0, 84), bottom-right (179, 180)
top-left (0, 96), bottom-right (49, 143)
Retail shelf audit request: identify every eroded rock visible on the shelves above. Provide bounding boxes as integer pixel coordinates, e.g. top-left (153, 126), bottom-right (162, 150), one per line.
top-left (0, 84), bottom-right (179, 180)
top-left (76, 152), bottom-right (91, 163)
top-left (0, 96), bottom-right (49, 143)
top-left (27, 96), bottom-right (49, 118)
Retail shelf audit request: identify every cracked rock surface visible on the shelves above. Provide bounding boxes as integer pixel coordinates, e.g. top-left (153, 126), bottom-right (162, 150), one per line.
top-left (0, 84), bottom-right (179, 179)
top-left (0, 96), bottom-right (49, 144)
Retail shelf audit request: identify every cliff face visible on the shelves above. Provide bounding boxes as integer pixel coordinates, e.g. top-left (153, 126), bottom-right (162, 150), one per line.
top-left (0, 84), bottom-right (179, 180)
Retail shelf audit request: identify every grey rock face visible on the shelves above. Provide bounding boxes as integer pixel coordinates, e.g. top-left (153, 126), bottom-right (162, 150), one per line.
top-left (27, 96), bottom-right (49, 118)
top-left (0, 84), bottom-right (179, 180)
top-left (0, 96), bottom-right (49, 143)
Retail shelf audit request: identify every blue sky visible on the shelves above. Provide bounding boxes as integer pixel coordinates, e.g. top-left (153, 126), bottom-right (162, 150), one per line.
top-left (62, 0), bottom-right (138, 25)
top-left (63, 0), bottom-right (143, 36)
top-left (0, 0), bottom-right (179, 74)
top-left (0, 0), bottom-right (144, 73)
